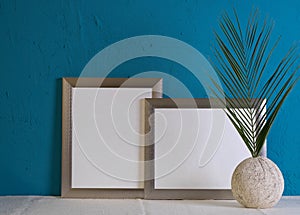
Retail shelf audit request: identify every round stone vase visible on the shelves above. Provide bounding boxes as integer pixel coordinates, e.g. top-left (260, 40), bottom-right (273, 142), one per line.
top-left (231, 156), bottom-right (284, 209)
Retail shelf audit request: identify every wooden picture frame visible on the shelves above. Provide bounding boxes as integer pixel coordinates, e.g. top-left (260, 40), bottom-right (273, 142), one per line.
top-left (61, 77), bottom-right (162, 198)
top-left (144, 98), bottom-right (266, 200)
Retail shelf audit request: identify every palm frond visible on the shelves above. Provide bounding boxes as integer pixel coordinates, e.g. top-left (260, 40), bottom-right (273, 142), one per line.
top-left (211, 9), bottom-right (299, 157)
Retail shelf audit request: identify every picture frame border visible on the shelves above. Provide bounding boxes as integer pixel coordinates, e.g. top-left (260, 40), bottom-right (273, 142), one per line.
top-left (144, 98), bottom-right (266, 200)
top-left (61, 77), bottom-right (162, 198)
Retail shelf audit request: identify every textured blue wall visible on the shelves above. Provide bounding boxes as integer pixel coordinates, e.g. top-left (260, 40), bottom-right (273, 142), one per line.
top-left (0, 0), bottom-right (299, 195)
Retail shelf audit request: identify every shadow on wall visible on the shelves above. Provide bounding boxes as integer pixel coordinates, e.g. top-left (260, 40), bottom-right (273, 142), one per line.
top-left (49, 79), bottom-right (62, 195)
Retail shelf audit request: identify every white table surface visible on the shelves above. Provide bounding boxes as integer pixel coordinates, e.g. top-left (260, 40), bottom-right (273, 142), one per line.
top-left (0, 196), bottom-right (299, 215)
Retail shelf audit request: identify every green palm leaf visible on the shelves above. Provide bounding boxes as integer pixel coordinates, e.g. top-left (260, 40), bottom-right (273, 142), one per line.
top-left (211, 9), bottom-right (299, 157)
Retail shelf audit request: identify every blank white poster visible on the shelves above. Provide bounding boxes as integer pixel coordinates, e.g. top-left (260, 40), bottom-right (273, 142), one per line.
top-left (154, 108), bottom-right (251, 189)
top-left (71, 88), bottom-right (152, 188)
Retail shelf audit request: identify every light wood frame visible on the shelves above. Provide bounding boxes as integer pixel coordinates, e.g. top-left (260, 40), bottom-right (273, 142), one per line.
top-left (61, 77), bottom-right (162, 198)
top-left (144, 98), bottom-right (266, 200)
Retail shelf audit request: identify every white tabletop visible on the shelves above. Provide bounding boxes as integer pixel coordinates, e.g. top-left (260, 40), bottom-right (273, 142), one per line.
top-left (0, 196), bottom-right (299, 215)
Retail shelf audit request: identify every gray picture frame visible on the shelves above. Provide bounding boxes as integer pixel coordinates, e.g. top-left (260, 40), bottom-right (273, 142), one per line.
top-left (61, 77), bottom-right (162, 198)
top-left (144, 98), bottom-right (266, 200)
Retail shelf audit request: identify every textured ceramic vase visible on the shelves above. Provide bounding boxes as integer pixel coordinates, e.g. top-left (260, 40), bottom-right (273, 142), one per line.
top-left (231, 156), bottom-right (284, 209)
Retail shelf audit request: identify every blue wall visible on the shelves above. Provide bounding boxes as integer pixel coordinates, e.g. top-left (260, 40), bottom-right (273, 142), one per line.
top-left (0, 0), bottom-right (299, 195)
